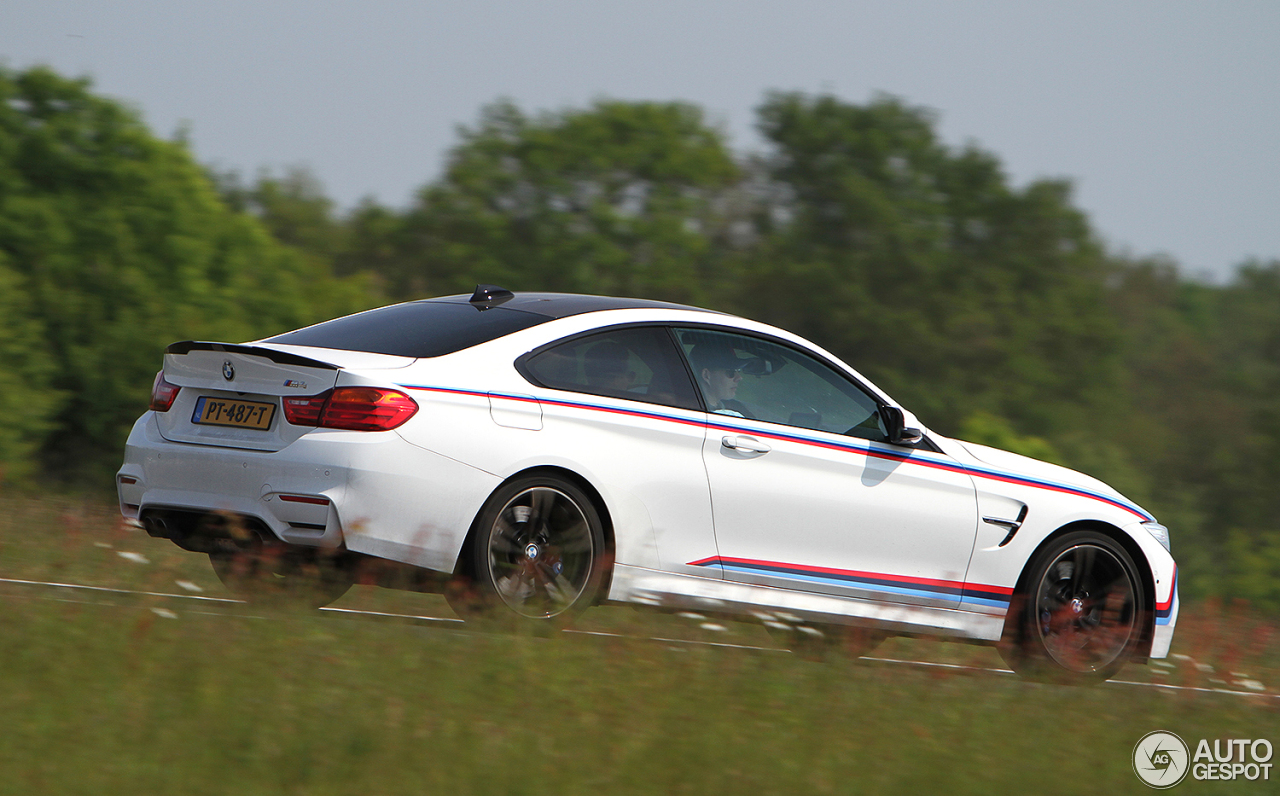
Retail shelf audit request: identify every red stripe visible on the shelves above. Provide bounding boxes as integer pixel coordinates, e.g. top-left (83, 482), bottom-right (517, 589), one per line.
top-left (540, 397), bottom-right (706, 429)
top-left (402, 384), bottom-right (1152, 521)
top-left (279, 494), bottom-right (330, 505)
top-left (406, 384), bottom-right (707, 429)
top-left (1155, 566), bottom-right (1178, 611)
top-left (702, 418), bottom-right (1150, 520)
top-left (718, 555), bottom-right (971, 591)
top-left (694, 555), bottom-right (1014, 596)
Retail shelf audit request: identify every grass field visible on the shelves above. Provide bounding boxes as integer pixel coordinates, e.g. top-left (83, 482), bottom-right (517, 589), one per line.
top-left (2, 494), bottom-right (1277, 795)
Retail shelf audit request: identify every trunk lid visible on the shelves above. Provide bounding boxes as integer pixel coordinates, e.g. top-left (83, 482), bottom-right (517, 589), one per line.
top-left (154, 341), bottom-right (413, 451)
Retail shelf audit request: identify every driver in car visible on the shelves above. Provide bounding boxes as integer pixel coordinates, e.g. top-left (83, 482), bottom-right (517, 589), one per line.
top-left (690, 342), bottom-right (755, 418)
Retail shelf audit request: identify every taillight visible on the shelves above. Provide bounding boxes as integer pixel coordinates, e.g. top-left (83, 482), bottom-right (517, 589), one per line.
top-left (283, 387), bottom-right (418, 431)
top-left (282, 393), bottom-right (329, 426)
top-left (322, 387), bottom-right (419, 431)
top-left (150, 371), bottom-right (181, 412)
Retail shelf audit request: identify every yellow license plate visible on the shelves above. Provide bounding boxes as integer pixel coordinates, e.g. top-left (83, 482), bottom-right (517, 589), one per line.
top-left (192, 396), bottom-right (276, 430)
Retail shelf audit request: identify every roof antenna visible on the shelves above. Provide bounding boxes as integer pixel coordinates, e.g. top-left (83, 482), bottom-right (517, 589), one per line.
top-left (469, 284), bottom-right (515, 309)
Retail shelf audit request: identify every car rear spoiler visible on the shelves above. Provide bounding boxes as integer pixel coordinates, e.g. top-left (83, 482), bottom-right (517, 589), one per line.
top-left (165, 341), bottom-right (340, 370)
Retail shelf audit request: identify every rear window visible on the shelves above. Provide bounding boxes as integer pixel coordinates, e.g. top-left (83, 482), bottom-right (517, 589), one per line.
top-left (520, 326), bottom-right (701, 410)
top-left (263, 302), bottom-right (550, 358)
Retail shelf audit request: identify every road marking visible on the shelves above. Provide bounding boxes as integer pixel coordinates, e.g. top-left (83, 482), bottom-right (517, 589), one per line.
top-left (864, 655), bottom-right (1014, 675)
top-left (320, 606), bottom-right (461, 623)
top-left (0, 577), bottom-right (241, 603)
top-left (565, 627), bottom-right (781, 653)
top-left (1106, 678), bottom-right (1279, 699)
top-left (862, 655), bottom-right (1280, 698)
top-left (2, 576), bottom-right (1275, 698)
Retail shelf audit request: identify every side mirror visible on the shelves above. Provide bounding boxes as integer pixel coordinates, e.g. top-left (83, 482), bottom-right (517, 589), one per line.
top-left (879, 406), bottom-right (923, 446)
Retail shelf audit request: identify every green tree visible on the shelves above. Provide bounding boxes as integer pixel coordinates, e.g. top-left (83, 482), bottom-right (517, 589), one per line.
top-left (737, 92), bottom-right (1123, 444)
top-left (0, 258), bottom-right (59, 482)
top-left (1192, 261), bottom-right (1280, 607)
top-left (956, 411), bottom-right (1063, 464)
top-left (211, 165), bottom-right (348, 257)
top-left (0, 66), bottom-right (376, 483)
top-left (1106, 256), bottom-right (1280, 608)
top-left (380, 99), bottom-right (742, 302)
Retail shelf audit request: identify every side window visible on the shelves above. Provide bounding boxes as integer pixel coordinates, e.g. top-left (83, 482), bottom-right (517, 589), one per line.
top-left (522, 326), bottom-right (701, 411)
top-left (672, 327), bottom-right (886, 441)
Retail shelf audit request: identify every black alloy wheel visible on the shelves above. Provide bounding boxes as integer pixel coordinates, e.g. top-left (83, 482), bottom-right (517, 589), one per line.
top-left (1001, 530), bottom-right (1145, 684)
top-left (450, 475), bottom-right (607, 628)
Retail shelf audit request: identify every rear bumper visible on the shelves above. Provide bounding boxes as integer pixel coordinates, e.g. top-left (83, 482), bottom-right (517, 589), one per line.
top-left (117, 412), bottom-right (498, 572)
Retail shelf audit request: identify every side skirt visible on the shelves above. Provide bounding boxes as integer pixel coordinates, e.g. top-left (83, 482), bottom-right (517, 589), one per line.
top-left (608, 564), bottom-right (1005, 642)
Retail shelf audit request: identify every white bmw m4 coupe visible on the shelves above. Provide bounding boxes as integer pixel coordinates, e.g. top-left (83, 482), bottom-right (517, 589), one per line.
top-left (117, 286), bottom-right (1177, 683)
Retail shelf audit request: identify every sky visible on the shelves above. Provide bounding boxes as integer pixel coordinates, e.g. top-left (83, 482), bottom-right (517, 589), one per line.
top-left (4, 1), bottom-right (1278, 282)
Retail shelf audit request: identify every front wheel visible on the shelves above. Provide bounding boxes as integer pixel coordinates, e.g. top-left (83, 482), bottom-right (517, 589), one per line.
top-left (447, 475), bottom-right (607, 628)
top-left (1000, 531), bottom-right (1145, 684)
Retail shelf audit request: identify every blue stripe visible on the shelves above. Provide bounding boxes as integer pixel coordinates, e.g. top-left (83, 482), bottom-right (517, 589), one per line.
top-left (714, 560), bottom-right (1012, 609)
top-left (719, 564), bottom-right (960, 602)
top-left (720, 561), bottom-right (963, 596)
top-left (1156, 578), bottom-right (1178, 625)
top-left (401, 384), bottom-right (1154, 521)
top-left (958, 595), bottom-right (1012, 610)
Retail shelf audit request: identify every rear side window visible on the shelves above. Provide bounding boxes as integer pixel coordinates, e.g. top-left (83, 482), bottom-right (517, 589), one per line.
top-left (521, 327), bottom-right (701, 411)
top-left (263, 302), bottom-right (550, 358)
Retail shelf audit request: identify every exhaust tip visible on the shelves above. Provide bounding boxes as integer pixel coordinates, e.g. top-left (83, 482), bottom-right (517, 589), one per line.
top-left (142, 515), bottom-right (170, 539)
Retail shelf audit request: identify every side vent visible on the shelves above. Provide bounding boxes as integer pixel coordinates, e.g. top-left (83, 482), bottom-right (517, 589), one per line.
top-left (469, 284), bottom-right (515, 309)
top-left (984, 505), bottom-right (1030, 547)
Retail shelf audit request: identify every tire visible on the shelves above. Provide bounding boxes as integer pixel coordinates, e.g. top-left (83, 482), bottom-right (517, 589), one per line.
top-left (1000, 531), bottom-right (1145, 684)
top-left (766, 622), bottom-right (886, 662)
top-left (447, 475), bottom-right (608, 629)
top-left (209, 546), bottom-right (354, 609)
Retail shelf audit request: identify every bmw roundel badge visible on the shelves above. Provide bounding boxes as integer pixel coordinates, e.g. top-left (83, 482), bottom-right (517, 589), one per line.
top-left (222, 360), bottom-right (235, 381)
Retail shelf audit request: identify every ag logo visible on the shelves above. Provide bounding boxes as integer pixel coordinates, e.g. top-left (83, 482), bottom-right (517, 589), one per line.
top-left (1134, 731), bottom-right (1190, 788)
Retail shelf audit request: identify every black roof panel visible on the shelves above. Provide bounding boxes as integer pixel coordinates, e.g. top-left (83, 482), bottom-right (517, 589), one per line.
top-left (424, 292), bottom-right (718, 319)
top-left (262, 292), bottom-right (718, 358)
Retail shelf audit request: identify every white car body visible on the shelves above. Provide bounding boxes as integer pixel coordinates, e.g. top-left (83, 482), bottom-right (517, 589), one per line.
top-left (117, 292), bottom-right (1177, 672)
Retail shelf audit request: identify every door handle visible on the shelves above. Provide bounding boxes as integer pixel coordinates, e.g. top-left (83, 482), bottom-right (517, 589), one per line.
top-left (721, 435), bottom-right (771, 454)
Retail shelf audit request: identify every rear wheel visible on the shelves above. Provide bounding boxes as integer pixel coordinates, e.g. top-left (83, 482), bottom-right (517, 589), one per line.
top-left (447, 475), bottom-right (607, 629)
top-left (1001, 531), bottom-right (1145, 684)
top-left (209, 546), bottom-right (354, 609)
